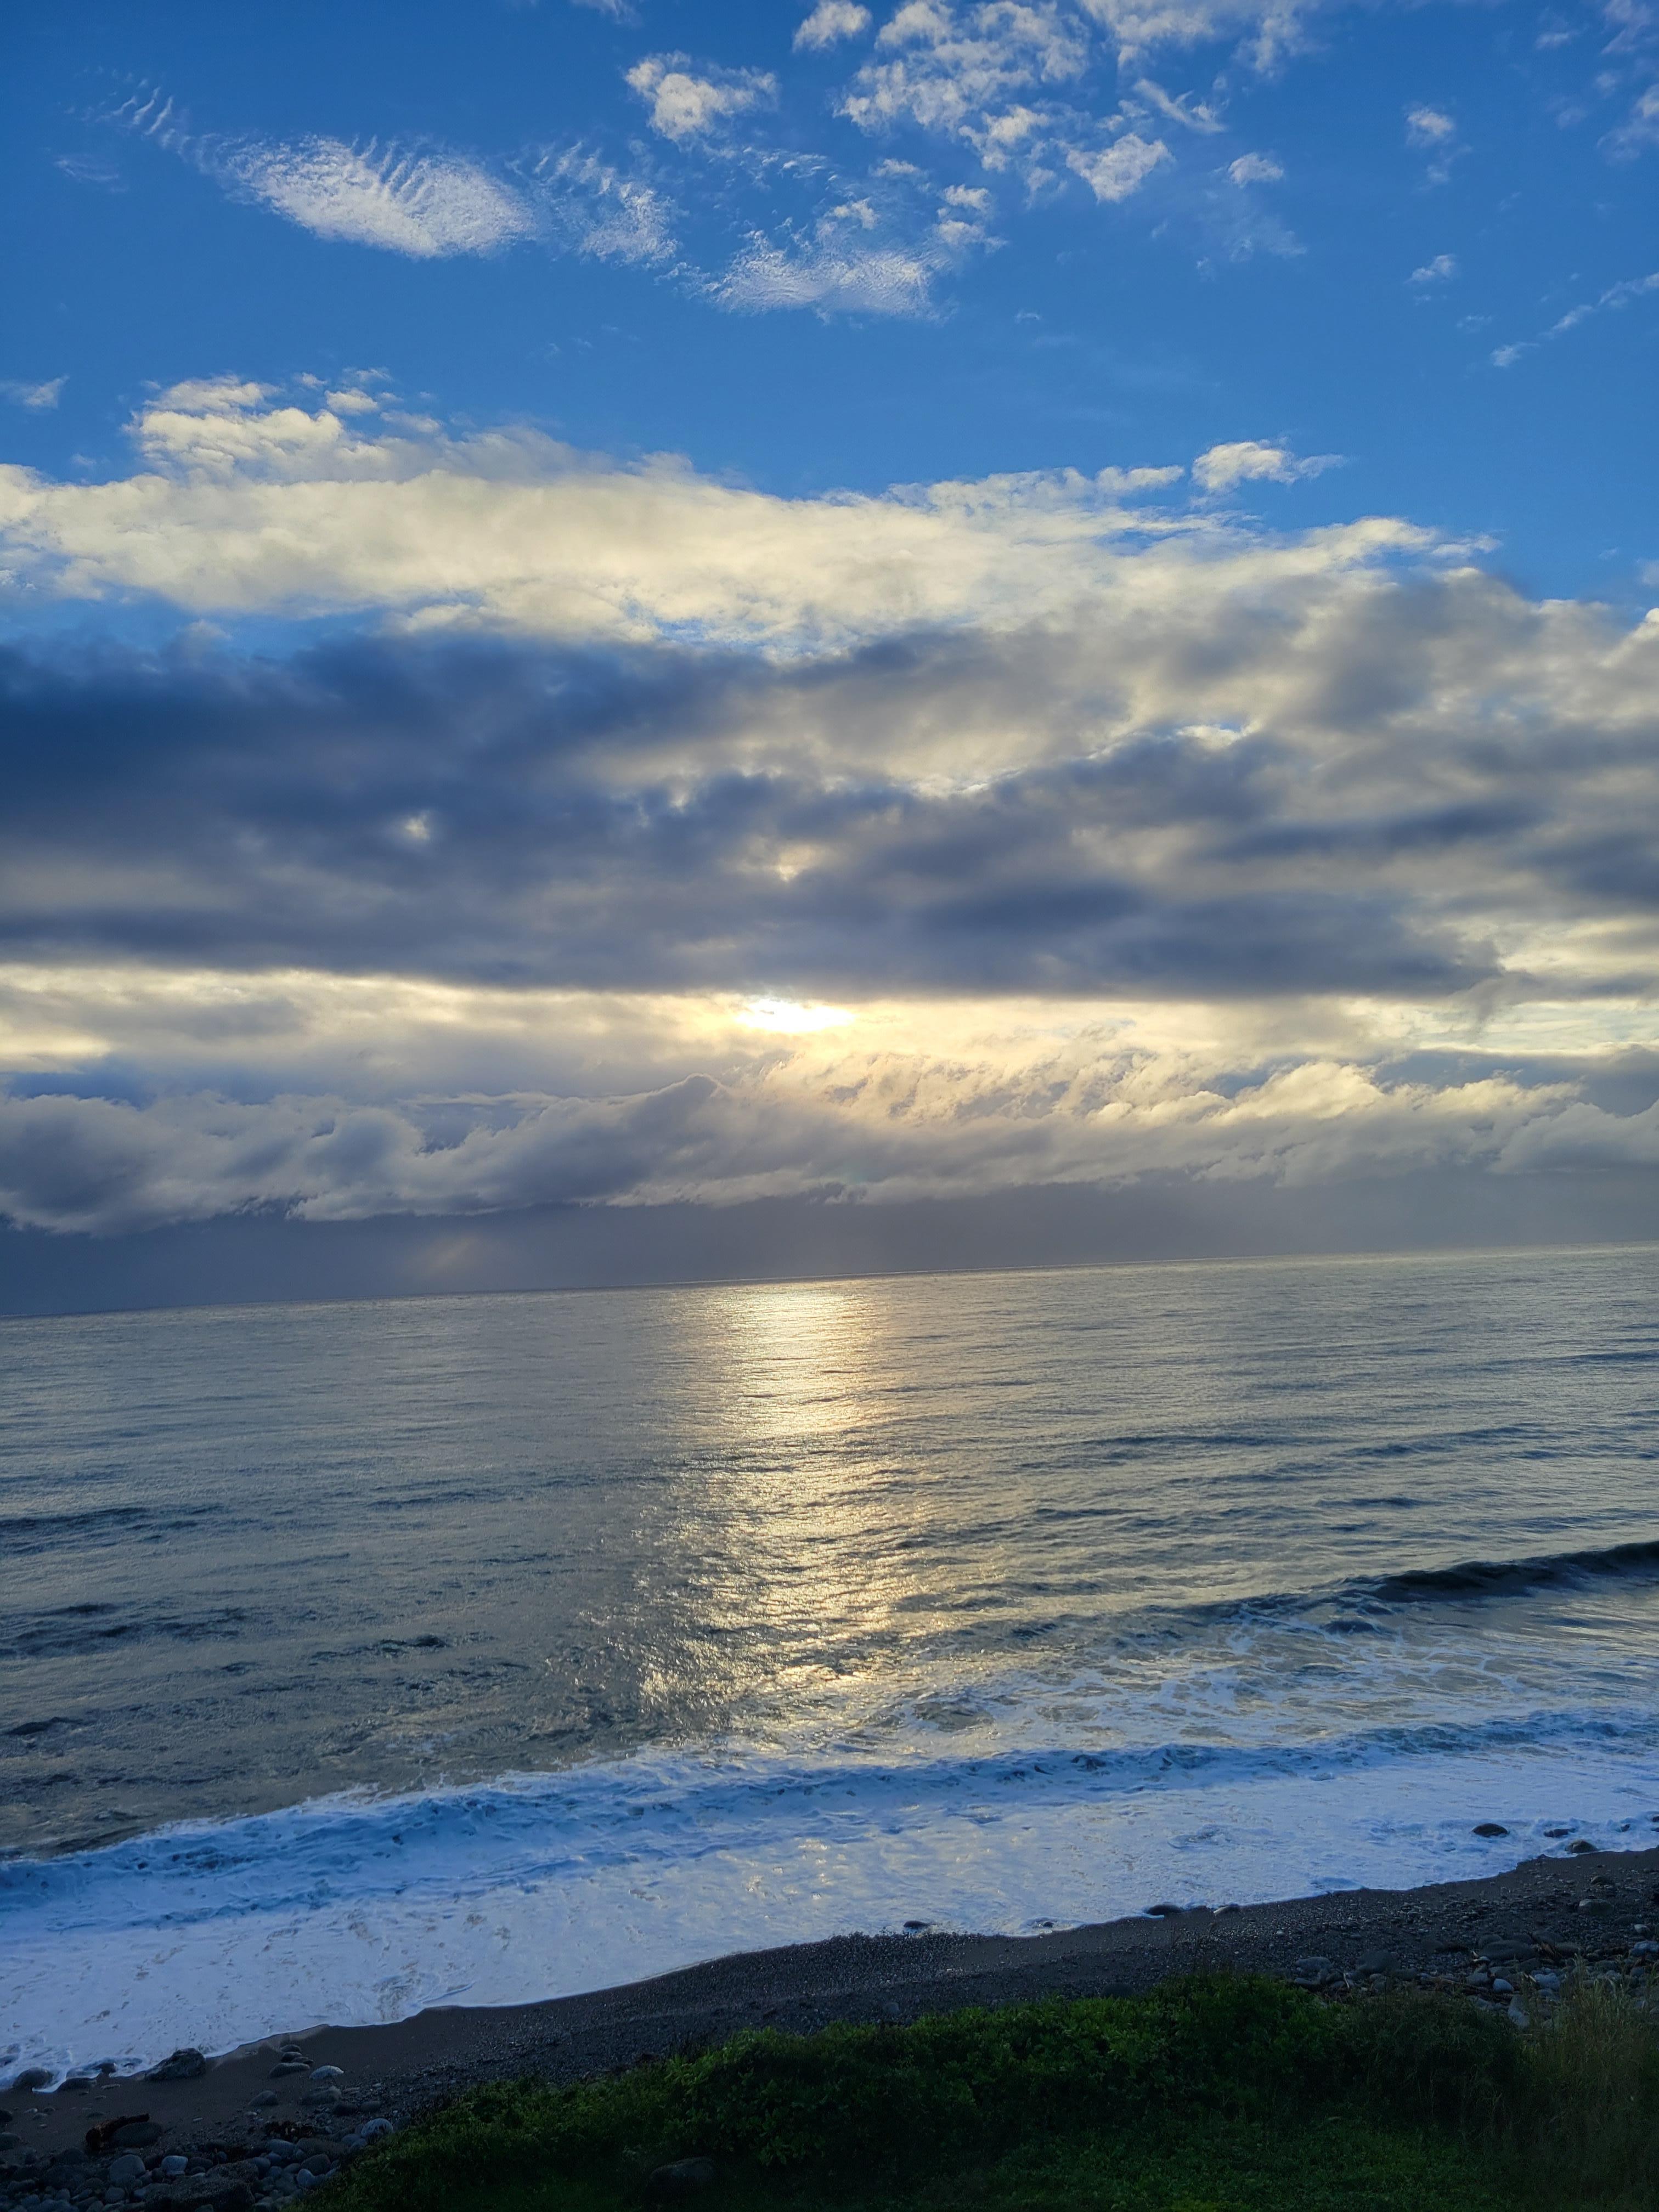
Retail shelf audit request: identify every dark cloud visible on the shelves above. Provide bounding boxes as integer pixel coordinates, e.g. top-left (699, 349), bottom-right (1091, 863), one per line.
top-left (7, 613), bottom-right (1637, 1002)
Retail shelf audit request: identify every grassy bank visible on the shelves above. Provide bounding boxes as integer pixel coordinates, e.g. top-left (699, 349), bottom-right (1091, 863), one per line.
top-left (326, 1973), bottom-right (1659, 2212)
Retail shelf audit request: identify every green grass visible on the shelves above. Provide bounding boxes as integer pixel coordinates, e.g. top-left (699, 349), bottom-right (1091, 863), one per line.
top-left (323, 1972), bottom-right (1659, 2212)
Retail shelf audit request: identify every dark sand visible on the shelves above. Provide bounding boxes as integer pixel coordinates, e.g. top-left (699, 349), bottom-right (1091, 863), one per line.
top-left (10, 1844), bottom-right (1658, 2166)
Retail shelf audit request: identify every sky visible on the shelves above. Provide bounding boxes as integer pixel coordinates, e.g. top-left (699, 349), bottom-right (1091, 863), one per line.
top-left (2, 0), bottom-right (1658, 1308)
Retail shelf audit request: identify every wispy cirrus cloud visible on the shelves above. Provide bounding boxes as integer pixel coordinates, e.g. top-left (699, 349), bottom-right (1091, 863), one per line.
top-left (0, 379), bottom-right (65, 410)
top-left (1492, 267), bottom-right (1659, 367)
top-left (523, 146), bottom-right (678, 263)
top-left (1227, 150), bottom-right (1282, 183)
top-left (224, 137), bottom-right (534, 257)
top-left (110, 90), bottom-right (534, 258)
top-left (716, 231), bottom-right (943, 314)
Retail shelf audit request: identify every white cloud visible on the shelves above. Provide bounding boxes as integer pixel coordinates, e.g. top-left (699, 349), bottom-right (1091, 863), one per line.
top-left (1605, 81), bottom-right (1659, 157)
top-left (1190, 438), bottom-right (1339, 493)
top-left (1405, 104), bottom-right (1455, 144)
top-left (524, 146), bottom-right (678, 263)
top-left (625, 54), bottom-right (777, 142)
top-left (1067, 132), bottom-right (1170, 199)
top-left (1132, 76), bottom-right (1223, 132)
top-left (1404, 104), bottom-right (1465, 183)
top-left (1492, 268), bottom-right (1659, 368)
top-left (8, 1040), bottom-right (1658, 1235)
top-left (0, 378), bottom-right (65, 410)
top-left (1077, 0), bottom-right (1317, 69)
top-left (1, 382), bottom-right (1269, 645)
top-left (1227, 151), bottom-right (1282, 184)
top-left (718, 234), bottom-right (942, 314)
top-left (1409, 253), bottom-right (1457, 284)
top-left (795, 0), bottom-right (873, 49)
top-left (840, 1), bottom-right (1090, 168)
top-left (219, 137), bottom-right (533, 257)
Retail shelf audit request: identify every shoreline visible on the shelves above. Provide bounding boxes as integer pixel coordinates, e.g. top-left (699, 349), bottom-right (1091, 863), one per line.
top-left (8, 1841), bottom-right (1658, 2177)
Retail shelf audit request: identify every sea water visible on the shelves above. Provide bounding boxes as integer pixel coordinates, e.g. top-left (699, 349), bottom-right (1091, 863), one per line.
top-left (4, 1246), bottom-right (1659, 2077)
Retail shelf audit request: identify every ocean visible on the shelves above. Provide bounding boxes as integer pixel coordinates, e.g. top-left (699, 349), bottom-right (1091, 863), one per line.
top-left (5, 1245), bottom-right (1659, 2081)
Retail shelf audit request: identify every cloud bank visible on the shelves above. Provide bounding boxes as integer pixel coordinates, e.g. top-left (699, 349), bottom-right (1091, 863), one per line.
top-left (3, 380), bottom-right (1659, 1241)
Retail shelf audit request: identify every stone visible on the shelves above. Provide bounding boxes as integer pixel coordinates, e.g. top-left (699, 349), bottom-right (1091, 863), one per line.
top-left (306, 2070), bottom-right (342, 2084)
top-left (1567, 1839), bottom-right (1596, 1854)
top-left (161, 2158), bottom-right (190, 2179)
top-left (1472, 1823), bottom-right (1509, 1838)
top-left (1356, 1951), bottom-right (1394, 1976)
top-left (107, 2157), bottom-right (147, 2188)
top-left (1632, 1940), bottom-right (1659, 1957)
top-left (149, 2053), bottom-right (207, 2085)
top-left (108, 2124), bottom-right (161, 2151)
top-left (1491, 1977), bottom-right (1514, 1995)
top-left (645, 2158), bottom-right (717, 2201)
top-left (249, 2097), bottom-right (278, 2112)
top-left (298, 2089), bottom-right (339, 2111)
top-left (1291, 1956), bottom-right (1338, 1987)
top-left (357, 2119), bottom-right (393, 2142)
top-left (12, 2072), bottom-right (53, 2094)
top-left (1508, 2001), bottom-right (1531, 2028)
top-left (268, 2067), bottom-right (307, 2081)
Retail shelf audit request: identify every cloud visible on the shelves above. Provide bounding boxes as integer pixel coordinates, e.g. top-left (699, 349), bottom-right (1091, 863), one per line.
top-left (1068, 132), bottom-right (1171, 198)
top-left (1405, 104), bottom-right (1455, 145)
top-left (1132, 76), bottom-right (1223, 132)
top-left (219, 138), bottom-right (533, 256)
top-left (1077, 0), bottom-right (1319, 69)
top-left (625, 55), bottom-right (777, 142)
top-left (840, 1), bottom-right (1090, 168)
top-left (717, 233), bottom-right (941, 313)
top-left (0, 1054), bottom-right (1628, 1236)
top-left (1404, 103), bottom-right (1465, 183)
top-left (1409, 253), bottom-right (1457, 284)
top-left (795, 0), bottom-right (873, 49)
top-left (3, 493), bottom-right (1658, 1022)
top-left (524, 146), bottom-right (677, 262)
top-left (1492, 269), bottom-right (1659, 368)
top-left (111, 93), bottom-right (534, 258)
top-left (7, 372), bottom-right (1659, 1237)
top-left (0, 381), bottom-right (1266, 644)
top-left (1190, 438), bottom-right (1339, 492)
top-left (0, 379), bottom-right (65, 410)
top-left (1605, 81), bottom-right (1659, 157)
top-left (1227, 151), bottom-right (1282, 184)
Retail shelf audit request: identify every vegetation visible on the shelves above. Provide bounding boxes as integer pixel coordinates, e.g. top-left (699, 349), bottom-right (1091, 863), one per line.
top-left (324, 1971), bottom-right (1659, 2212)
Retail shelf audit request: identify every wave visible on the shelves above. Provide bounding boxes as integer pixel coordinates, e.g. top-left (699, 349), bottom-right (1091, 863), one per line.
top-left (9, 1703), bottom-right (1657, 1931)
top-left (1366, 1537), bottom-right (1659, 1606)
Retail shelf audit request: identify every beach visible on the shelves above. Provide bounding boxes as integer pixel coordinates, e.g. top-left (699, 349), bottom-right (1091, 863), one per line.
top-left (7, 1842), bottom-right (1657, 2203)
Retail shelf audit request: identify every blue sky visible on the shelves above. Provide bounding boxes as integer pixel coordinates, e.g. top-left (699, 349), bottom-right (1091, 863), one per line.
top-left (2, 0), bottom-right (1659, 1290)
top-left (6, 0), bottom-right (1656, 600)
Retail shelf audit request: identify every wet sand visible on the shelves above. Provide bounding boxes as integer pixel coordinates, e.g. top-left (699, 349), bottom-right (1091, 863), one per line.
top-left (9, 1843), bottom-right (1658, 2170)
